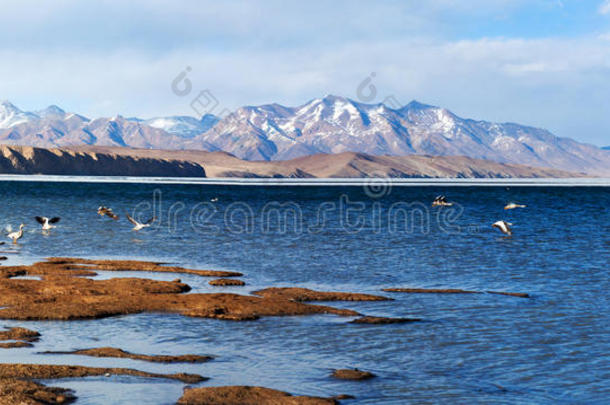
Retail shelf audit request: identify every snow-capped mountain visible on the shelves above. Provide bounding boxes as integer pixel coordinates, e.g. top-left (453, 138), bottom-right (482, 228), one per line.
top-left (1, 97), bottom-right (608, 175)
top-left (196, 95), bottom-right (610, 174)
top-left (136, 114), bottom-right (218, 138)
top-left (0, 100), bottom-right (39, 129)
top-left (35, 105), bottom-right (66, 119)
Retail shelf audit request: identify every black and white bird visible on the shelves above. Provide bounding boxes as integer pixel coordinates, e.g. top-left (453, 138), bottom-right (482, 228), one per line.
top-left (126, 214), bottom-right (155, 231)
top-left (7, 224), bottom-right (25, 244)
top-left (432, 195), bottom-right (453, 207)
top-left (492, 220), bottom-right (513, 236)
top-left (35, 216), bottom-right (61, 231)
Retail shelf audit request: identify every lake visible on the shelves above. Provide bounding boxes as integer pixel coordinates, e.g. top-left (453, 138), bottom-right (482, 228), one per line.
top-left (0, 179), bottom-right (608, 404)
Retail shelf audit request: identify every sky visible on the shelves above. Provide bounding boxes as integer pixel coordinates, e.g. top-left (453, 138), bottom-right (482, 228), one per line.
top-left (0, 0), bottom-right (609, 146)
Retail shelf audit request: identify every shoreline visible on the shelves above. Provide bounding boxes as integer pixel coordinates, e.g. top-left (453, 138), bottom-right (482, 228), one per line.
top-left (1, 174), bottom-right (609, 187)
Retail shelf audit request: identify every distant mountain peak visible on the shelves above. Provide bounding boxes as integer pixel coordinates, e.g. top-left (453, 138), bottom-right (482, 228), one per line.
top-left (321, 94), bottom-right (348, 103)
top-left (37, 105), bottom-right (66, 117)
top-left (0, 96), bottom-right (608, 175)
top-left (0, 100), bottom-right (37, 129)
top-left (402, 100), bottom-right (437, 110)
top-left (0, 100), bottom-right (22, 112)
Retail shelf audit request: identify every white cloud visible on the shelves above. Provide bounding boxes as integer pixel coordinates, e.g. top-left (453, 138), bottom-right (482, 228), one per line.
top-left (2, 35), bottom-right (609, 139)
top-left (599, 0), bottom-right (610, 14)
top-left (0, 1), bottom-right (609, 145)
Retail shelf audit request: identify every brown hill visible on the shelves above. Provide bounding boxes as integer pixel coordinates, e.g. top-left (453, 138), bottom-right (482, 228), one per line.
top-left (65, 146), bottom-right (583, 178)
top-left (0, 145), bottom-right (206, 177)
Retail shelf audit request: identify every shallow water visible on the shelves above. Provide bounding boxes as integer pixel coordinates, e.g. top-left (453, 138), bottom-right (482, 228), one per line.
top-left (0, 181), bottom-right (608, 404)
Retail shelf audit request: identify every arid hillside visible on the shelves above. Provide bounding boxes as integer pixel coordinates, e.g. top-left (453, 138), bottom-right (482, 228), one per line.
top-left (0, 145), bottom-right (206, 177)
top-left (66, 145), bottom-right (583, 178)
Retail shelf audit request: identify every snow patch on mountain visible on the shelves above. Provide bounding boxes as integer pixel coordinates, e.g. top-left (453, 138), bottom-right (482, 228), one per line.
top-left (0, 101), bottom-right (38, 129)
top-left (142, 114), bottom-right (218, 138)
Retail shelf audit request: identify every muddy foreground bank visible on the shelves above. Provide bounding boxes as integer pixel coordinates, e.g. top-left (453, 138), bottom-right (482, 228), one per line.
top-left (0, 258), bottom-right (400, 403)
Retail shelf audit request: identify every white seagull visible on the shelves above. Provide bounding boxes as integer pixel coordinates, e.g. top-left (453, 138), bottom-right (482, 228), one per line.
top-left (35, 216), bottom-right (61, 231)
top-left (126, 214), bottom-right (155, 231)
top-left (8, 224), bottom-right (25, 244)
top-left (492, 220), bottom-right (513, 236)
top-left (504, 203), bottom-right (526, 210)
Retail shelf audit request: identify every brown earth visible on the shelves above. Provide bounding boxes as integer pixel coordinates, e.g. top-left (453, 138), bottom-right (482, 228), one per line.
top-left (176, 386), bottom-right (338, 405)
top-left (0, 145), bottom-right (206, 177)
top-left (0, 327), bottom-right (40, 342)
top-left (486, 291), bottom-right (530, 298)
top-left (383, 288), bottom-right (477, 294)
top-left (209, 279), bottom-right (246, 286)
top-left (68, 146), bottom-right (585, 178)
top-left (40, 347), bottom-right (212, 363)
top-left (0, 341), bottom-right (33, 349)
top-left (0, 363), bottom-right (204, 383)
top-left (331, 369), bottom-right (376, 380)
top-left (0, 327), bottom-right (40, 349)
top-left (1, 144), bottom-right (585, 179)
top-left (0, 258), bottom-right (418, 403)
top-left (0, 258), bottom-right (360, 321)
top-left (0, 378), bottom-right (75, 405)
top-left (333, 394), bottom-right (355, 400)
top-left (383, 288), bottom-right (529, 298)
top-left (252, 287), bottom-right (391, 302)
top-left (45, 257), bottom-right (243, 277)
top-left (350, 316), bottom-right (421, 324)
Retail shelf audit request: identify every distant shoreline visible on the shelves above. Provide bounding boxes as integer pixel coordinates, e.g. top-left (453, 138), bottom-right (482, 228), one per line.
top-left (1, 144), bottom-right (592, 179)
top-left (1, 174), bottom-right (608, 187)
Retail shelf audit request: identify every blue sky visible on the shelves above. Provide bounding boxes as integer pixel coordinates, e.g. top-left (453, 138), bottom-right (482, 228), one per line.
top-left (0, 0), bottom-right (609, 145)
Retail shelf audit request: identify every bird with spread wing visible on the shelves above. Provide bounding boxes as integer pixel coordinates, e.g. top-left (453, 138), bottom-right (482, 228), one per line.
top-left (35, 216), bottom-right (60, 230)
top-left (126, 214), bottom-right (155, 231)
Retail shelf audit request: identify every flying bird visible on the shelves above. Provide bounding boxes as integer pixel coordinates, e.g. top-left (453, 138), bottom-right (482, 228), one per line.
top-left (504, 203), bottom-right (526, 210)
top-left (492, 220), bottom-right (513, 236)
top-left (35, 216), bottom-right (61, 230)
top-left (8, 224), bottom-right (25, 244)
top-left (126, 214), bottom-right (155, 231)
top-left (98, 206), bottom-right (119, 220)
top-left (432, 195), bottom-right (453, 207)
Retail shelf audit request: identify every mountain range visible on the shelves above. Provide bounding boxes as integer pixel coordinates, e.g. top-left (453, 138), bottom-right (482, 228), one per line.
top-left (1, 96), bottom-right (608, 175)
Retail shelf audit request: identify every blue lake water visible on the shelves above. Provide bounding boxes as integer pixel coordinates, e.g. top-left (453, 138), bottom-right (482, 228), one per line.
top-left (0, 180), bottom-right (608, 404)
